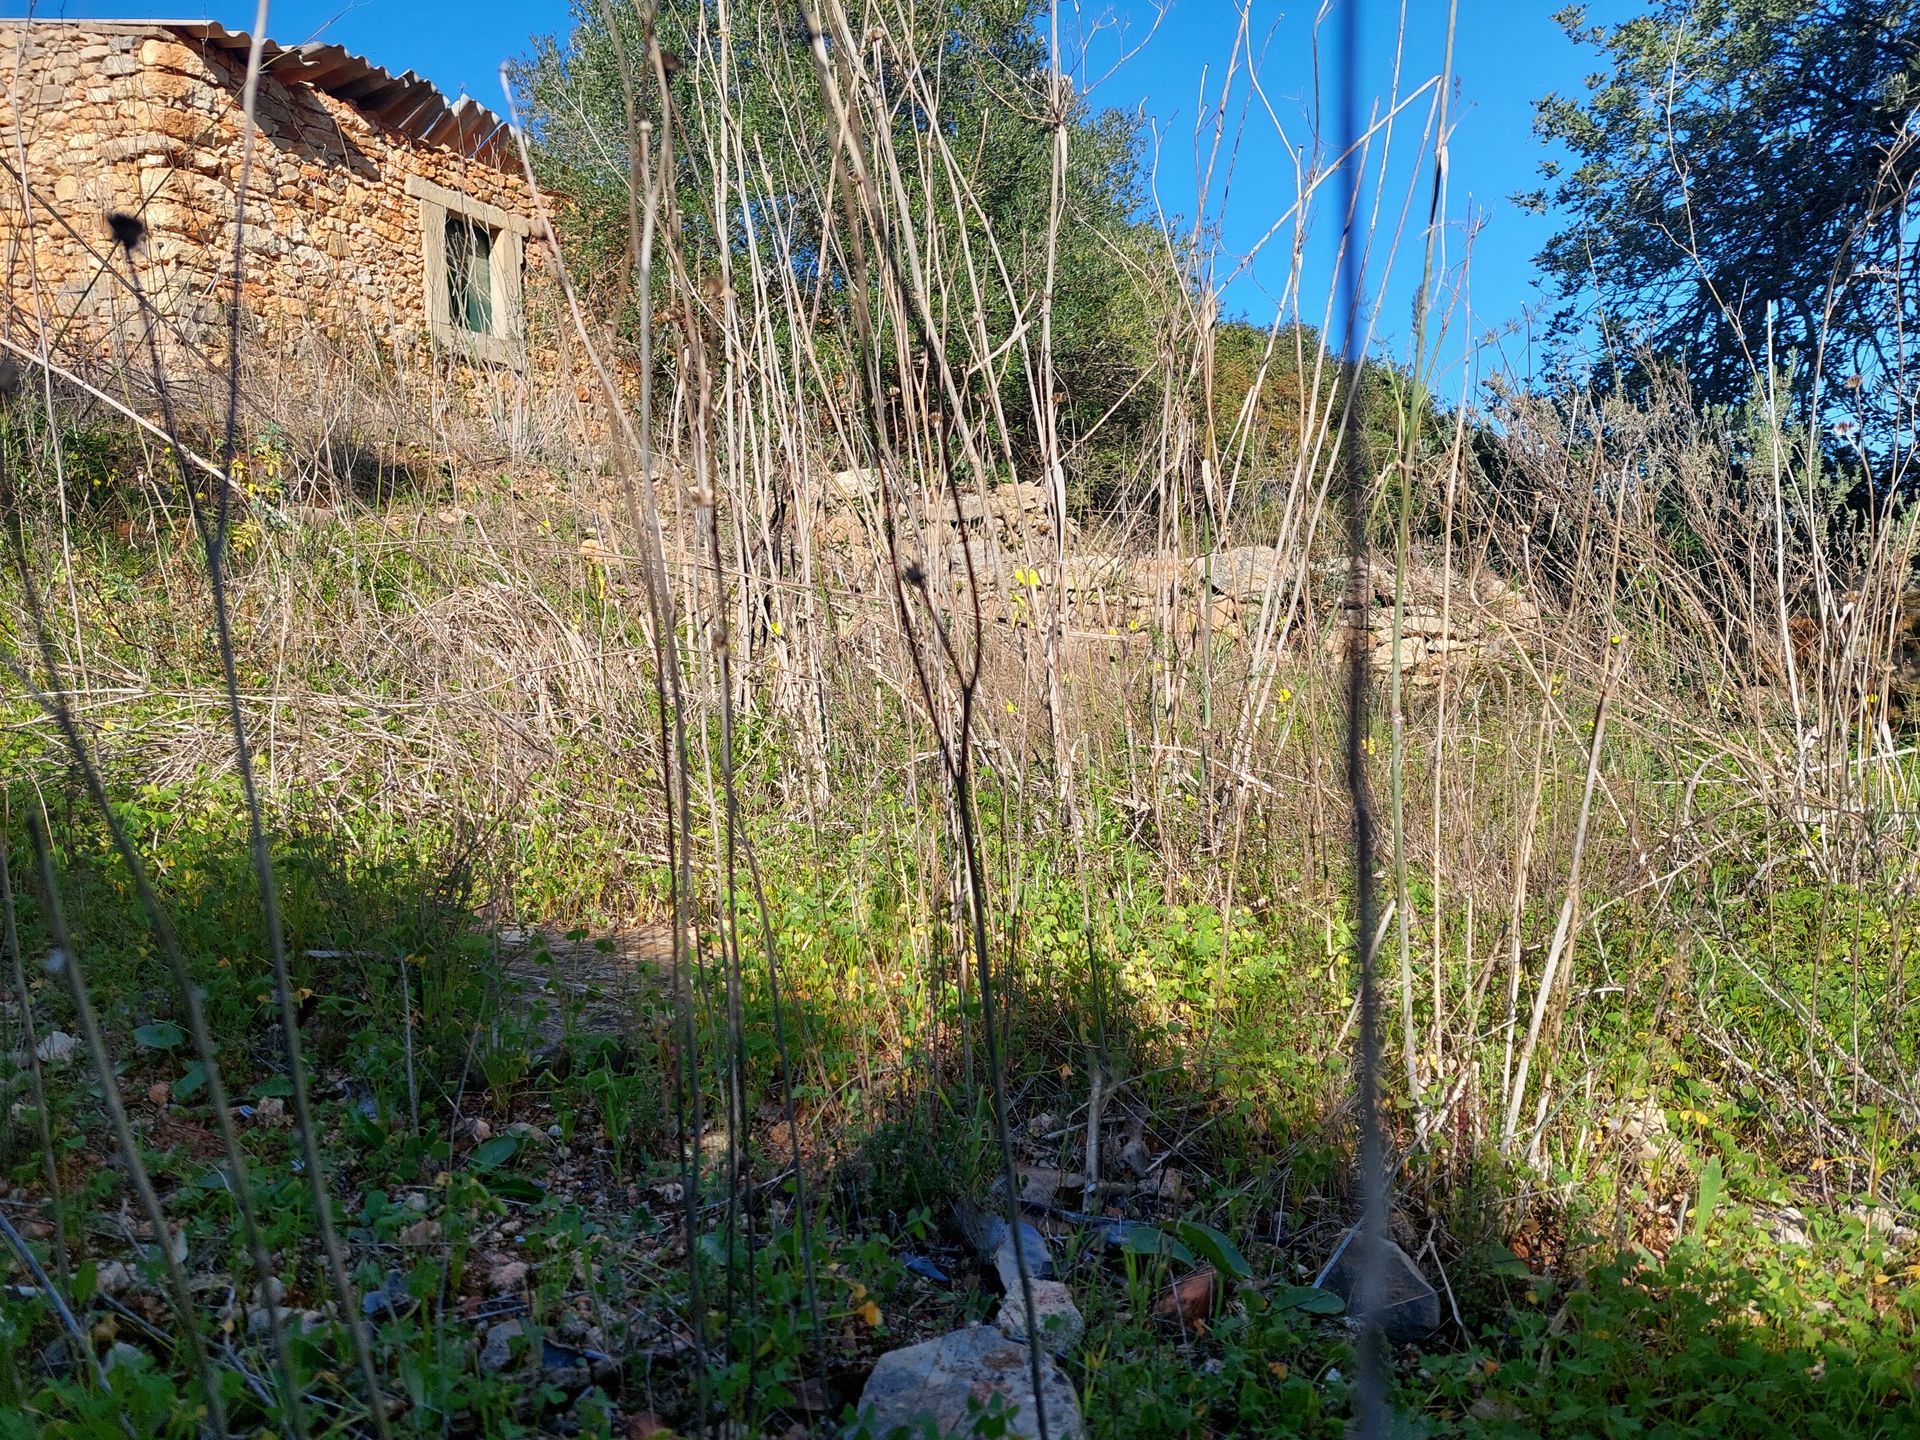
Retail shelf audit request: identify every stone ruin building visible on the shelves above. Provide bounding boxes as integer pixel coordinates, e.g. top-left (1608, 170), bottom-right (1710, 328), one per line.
top-left (0, 19), bottom-right (550, 395)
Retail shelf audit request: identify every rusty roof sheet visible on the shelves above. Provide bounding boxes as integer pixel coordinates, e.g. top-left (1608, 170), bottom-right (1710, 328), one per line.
top-left (7, 19), bottom-right (517, 169)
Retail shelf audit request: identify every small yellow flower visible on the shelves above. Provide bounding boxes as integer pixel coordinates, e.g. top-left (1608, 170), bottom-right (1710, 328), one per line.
top-left (1277, 687), bottom-right (1293, 704)
top-left (1268, 1362), bottom-right (1289, 1381)
top-left (856, 1300), bottom-right (881, 1327)
top-left (1610, 633), bottom-right (1624, 646)
top-left (1006, 701), bottom-right (1017, 715)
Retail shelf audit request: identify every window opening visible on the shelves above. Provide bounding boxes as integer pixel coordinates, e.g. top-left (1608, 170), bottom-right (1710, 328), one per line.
top-left (445, 214), bottom-right (495, 334)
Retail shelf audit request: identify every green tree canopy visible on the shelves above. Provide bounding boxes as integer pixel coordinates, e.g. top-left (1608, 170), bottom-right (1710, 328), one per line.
top-left (1525, 1), bottom-right (1919, 443)
top-left (509, 1), bottom-right (1164, 484)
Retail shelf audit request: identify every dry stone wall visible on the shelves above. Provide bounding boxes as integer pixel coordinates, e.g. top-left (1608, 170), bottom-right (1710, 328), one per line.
top-left (813, 467), bottom-right (1539, 674)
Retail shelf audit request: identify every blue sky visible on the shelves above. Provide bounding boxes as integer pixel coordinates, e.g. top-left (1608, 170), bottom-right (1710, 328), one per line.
top-left (1072, 2), bottom-right (1630, 390)
top-left (26, 0), bottom-right (1630, 388)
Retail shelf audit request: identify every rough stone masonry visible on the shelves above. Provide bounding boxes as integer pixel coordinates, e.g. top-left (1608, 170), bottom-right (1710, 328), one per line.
top-left (0, 21), bottom-right (557, 394)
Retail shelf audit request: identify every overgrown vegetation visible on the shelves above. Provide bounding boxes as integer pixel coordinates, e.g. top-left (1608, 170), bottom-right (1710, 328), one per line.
top-left (2, 2), bottom-right (1918, 1438)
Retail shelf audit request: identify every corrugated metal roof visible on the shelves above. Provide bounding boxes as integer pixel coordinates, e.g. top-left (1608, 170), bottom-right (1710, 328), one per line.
top-left (7, 19), bottom-right (517, 169)
top-left (170, 21), bottom-right (517, 168)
